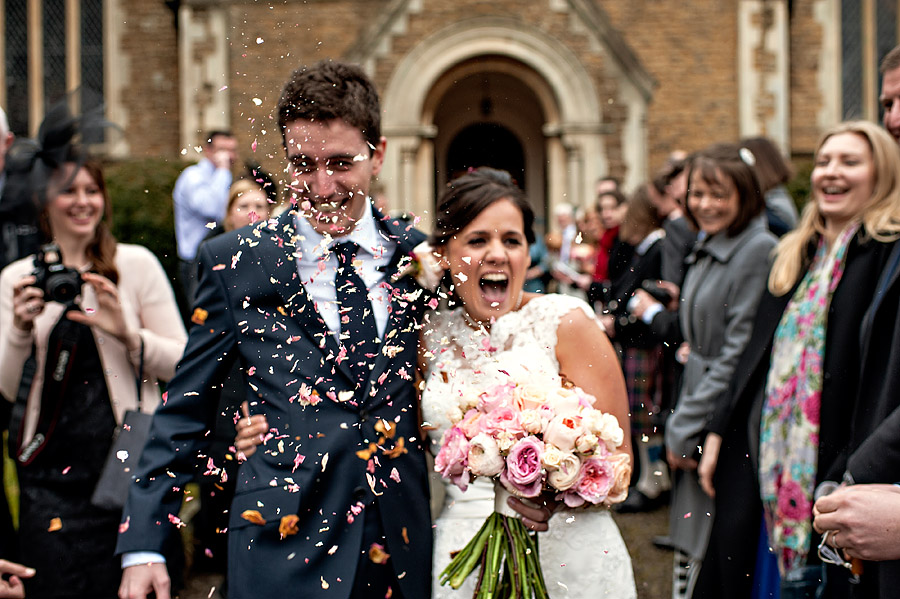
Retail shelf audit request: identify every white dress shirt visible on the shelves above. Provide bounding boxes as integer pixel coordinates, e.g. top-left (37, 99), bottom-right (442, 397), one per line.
top-left (294, 203), bottom-right (395, 340)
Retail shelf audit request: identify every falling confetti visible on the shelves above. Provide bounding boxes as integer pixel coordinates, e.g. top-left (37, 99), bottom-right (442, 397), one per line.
top-left (191, 308), bottom-right (208, 325)
top-left (279, 515), bottom-right (300, 539)
top-left (48, 517), bottom-right (62, 532)
top-left (368, 543), bottom-right (390, 564)
top-left (241, 510), bottom-right (266, 526)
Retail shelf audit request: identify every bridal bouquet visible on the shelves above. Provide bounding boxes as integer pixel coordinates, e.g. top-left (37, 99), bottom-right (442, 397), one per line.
top-left (434, 377), bottom-right (631, 598)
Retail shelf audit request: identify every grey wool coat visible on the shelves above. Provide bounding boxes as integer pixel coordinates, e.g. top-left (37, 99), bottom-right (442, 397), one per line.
top-left (666, 215), bottom-right (777, 559)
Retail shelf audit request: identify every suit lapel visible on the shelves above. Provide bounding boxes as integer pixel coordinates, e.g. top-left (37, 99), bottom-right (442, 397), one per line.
top-left (251, 210), bottom-right (346, 374)
top-left (360, 217), bottom-right (426, 408)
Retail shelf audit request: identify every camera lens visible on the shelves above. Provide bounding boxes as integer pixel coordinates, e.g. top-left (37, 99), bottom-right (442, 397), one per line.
top-left (46, 273), bottom-right (81, 305)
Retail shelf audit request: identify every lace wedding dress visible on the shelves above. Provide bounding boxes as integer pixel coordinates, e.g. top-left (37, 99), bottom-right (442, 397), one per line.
top-left (421, 294), bottom-right (637, 598)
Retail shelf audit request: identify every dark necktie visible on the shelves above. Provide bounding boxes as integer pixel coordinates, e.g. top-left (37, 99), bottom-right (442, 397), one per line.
top-left (333, 241), bottom-right (379, 387)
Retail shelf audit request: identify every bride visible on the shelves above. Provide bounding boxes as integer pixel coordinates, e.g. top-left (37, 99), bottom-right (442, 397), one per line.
top-left (422, 167), bottom-right (636, 598)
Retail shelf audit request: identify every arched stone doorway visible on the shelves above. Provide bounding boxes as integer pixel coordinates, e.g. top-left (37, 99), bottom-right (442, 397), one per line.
top-left (378, 18), bottom-right (650, 233)
top-left (429, 61), bottom-right (548, 229)
top-left (445, 123), bottom-right (525, 187)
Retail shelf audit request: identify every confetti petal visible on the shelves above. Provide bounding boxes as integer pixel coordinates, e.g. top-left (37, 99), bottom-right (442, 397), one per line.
top-left (241, 510), bottom-right (266, 526)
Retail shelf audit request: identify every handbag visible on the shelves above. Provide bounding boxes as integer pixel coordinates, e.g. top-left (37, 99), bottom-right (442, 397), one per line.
top-left (90, 339), bottom-right (153, 511)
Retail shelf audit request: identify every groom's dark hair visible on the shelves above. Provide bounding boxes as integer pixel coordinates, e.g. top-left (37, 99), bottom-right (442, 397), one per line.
top-left (277, 60), bottom-right (381, 151)
top-left (431, 167), bottom-right (536, 247)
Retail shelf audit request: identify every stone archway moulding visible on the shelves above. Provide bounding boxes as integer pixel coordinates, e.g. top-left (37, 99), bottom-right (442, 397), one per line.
top-left (379, 18), bottom-right (608, 227)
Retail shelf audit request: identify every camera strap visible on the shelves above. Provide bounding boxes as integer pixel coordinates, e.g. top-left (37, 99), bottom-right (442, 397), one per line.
top-left (16, 305), bottom-right (82, 466)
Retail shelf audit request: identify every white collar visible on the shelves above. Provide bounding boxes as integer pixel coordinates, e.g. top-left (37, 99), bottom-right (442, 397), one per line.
top-left (294, 201), bottom-right (383, 259)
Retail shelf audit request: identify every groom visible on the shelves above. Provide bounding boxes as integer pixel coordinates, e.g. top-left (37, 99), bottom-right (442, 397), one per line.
top-left (117, 61), bottom-right (433, 599)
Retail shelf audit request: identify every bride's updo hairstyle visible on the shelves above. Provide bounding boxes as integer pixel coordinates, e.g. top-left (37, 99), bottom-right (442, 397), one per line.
top-left (430, 167), bottom-right (536, 248)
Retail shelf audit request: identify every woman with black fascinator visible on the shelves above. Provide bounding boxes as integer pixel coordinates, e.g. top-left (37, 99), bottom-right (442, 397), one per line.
top-left (0, 106), bottom-right (187, 598)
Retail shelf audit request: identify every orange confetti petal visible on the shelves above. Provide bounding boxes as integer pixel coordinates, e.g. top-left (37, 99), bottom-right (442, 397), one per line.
top-left (356, 443), bottom-right (377, 460)
top-left (241, 510), bottom-right (266, 526)
top-left (368, 542), bottom-right (390, 564)
top-left (374, 419), bottom-right (397, 440)
top-left (401, 527), bottom-right (409, 544)
top-left (383, 437), bottom-right (408, 459)
top-left (279, 514), bottom-right (300, 538)
top-left (48, 517), bottom-right (62, 532)
top-left (191, 307), bottom-right (209, 325)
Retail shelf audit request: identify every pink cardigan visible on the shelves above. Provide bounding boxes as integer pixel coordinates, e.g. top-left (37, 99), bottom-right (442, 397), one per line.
top-left (0, 243), bottom-right (187, 448)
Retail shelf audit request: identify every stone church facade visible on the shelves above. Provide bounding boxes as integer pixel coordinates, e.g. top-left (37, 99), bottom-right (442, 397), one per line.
top-left (2, 0), bottom-right (896, 228)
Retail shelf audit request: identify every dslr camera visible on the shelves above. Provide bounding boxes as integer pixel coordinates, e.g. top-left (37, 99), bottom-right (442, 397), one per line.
top-left (32, 243), bottom-right (83, 306)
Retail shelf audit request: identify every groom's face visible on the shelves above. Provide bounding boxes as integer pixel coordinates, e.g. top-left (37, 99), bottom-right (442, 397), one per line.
top-left (284, 118), bottom-right (386, 237)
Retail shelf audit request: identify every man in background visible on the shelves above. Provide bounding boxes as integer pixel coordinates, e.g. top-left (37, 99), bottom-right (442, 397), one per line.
top-left (172, 130), bottom-right (237, 303)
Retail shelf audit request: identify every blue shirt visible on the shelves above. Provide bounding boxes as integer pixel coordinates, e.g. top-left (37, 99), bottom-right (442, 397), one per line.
top-left (173, 157), bottom-right (232, 261)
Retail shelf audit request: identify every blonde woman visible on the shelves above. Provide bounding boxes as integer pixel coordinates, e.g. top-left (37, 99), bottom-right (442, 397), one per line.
top-left (696, 121), bottom-right (900, 599)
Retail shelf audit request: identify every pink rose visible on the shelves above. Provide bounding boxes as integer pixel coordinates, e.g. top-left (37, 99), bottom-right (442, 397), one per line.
top-left (500, 435), bottom-right (544, 498)
top-left (479, 406), bottom-right (525, 439)
top-left (458, 408), bottom-right (484, 438)
top-left (561, 456), bottom-right (614, 507)
top-left (543, 414), bottom-right (586, 452)
top-left (478, 382), bottom-right (516, 413)
top-left (467, 433), bottom-right (505, 477)
top-left (435, 426), bottom-right (470, 491)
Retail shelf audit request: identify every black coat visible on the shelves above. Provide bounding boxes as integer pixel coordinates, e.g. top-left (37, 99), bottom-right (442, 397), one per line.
top-left (607, 236), bottom-right (663, 349)
top-left (695, 234), bottom-right (899, 599)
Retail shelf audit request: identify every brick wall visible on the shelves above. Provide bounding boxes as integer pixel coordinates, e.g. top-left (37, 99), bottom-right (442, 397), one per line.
top-left (602, 0), bottom-right (740, 173)
top-left (117, 0), bottom-right (180, 157)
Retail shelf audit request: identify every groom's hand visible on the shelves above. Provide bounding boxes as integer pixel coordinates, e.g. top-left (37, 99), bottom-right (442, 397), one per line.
top-left (507, 496), bottom-right (556, 532)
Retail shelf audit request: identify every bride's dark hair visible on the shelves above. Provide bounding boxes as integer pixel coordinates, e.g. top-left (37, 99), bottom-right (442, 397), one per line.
top-left (430, 167), bottom-right (536, 247)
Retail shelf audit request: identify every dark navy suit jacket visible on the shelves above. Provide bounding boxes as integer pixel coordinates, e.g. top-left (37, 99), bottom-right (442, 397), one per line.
top-left (117, 209), bottom-right (432, 598)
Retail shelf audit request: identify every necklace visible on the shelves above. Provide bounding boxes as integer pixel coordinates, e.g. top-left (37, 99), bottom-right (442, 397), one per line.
top-left (460, 290), bottom-right (525, 332)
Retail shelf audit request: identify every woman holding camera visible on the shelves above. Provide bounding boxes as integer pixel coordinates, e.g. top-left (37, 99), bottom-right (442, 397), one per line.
top-left (0, 146), bottom-right (186, 597)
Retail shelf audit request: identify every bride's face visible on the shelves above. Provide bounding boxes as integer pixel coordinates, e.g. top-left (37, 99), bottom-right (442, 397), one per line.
top-left (439, 198), bottom-right (530, 324)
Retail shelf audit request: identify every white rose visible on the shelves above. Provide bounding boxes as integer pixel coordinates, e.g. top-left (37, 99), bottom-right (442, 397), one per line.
top-left (596, 413), bottom-right (624, 450)
top-left (467, 433), bottom-right (505, 477)
top-left (551, 389), bottom-right (582, 417)
top-left (547, 452), bottom-right (582, 491)
top-left (496, 430), bottom-right (517, 452)
top-left (519, 409), bottom-right (543, 435)
top-left (575, 432), bottom-right (600, 455)
top-left (541, 444), bottom-right (566, 469)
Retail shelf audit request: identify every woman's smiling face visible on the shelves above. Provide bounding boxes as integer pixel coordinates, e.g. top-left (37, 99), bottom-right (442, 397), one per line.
top-left (438, 198), bottom-right (530, 325)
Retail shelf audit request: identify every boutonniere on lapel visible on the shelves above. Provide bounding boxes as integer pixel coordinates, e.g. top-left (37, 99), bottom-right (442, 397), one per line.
top-left (392, 241), bottom-right (443, 293)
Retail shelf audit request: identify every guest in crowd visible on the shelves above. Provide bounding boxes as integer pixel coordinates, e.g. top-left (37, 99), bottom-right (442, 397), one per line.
top-left (637, 144), bottom-right (777, 598)
top-left (600, 184), bottom-right (669, 511)
top-left (0, 112), bottom-right (186, 598)
top-left (740, 136), bottom-right (799, 236)
top-left (173, 130), bottom-right (237, 302)
top-left (696, 121), bottom-right (900, 599)
top-left (587, 188), bottom-right (629, 307)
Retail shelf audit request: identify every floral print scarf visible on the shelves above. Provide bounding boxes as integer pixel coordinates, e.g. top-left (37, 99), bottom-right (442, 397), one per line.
top-left (759, 223), bottom-right (859, 575)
